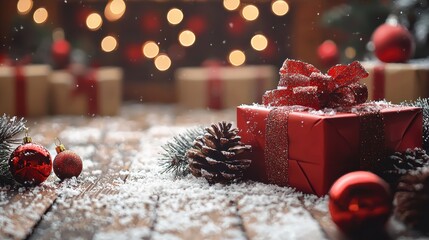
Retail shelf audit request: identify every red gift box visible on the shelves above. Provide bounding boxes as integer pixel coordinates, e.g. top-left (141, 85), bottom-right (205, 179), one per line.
top-left (237, 104), bottom-right (422, 196)
top-left (236, 59), bottom-right (423, 196)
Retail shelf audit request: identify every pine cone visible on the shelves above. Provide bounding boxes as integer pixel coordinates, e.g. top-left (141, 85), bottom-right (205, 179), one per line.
top-left (394, 167), bottom-right (429, 233)
top-left (186, 121), bottom-right (252, 184)
top-left (374, 148), bottom-right (429, 190)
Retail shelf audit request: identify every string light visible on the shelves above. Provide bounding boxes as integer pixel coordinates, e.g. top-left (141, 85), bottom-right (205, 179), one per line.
top-left (33, 7), bottom-right (48, 24)
top-left (251, 34), bottom-right (268, 51)
top-left (223, 0), bottom-right (240, 11)
top-left (101, 35), bottom-right (118, 52)
top-left (86, 12), bottom-right (103, 31)
top-left (17, 0), bottom-right (33, 15)
top-left (154, 54), bottom-right (172, 71)
top-left (178, 30), bottom-right (196, 47)
top-left (241, 5), bottom-right (259, 21)
top-left (167, 8), bottom-right (184, 25)
top-left (272, 0), bottom-right (289, 16)
top-left (110, 0), bottom-right (126, 15)
top-left (142, 41), bottom-right (159, 58)
top-left (105, 0), bottom-right (126, 22)
top-left (228, 49), bottom-right (246, 66)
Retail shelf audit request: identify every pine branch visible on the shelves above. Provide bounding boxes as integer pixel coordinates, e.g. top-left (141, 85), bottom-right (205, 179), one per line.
top-left (159, 127), bottom-right (204, 177)
top-left (401, 98), bottom-right (429, 152)
top-left (0, 114), bottom-right (26, 182)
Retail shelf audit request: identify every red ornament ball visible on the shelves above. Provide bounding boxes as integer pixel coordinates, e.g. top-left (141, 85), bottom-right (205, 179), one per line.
top-left (372, 23), bottom-right (415, 63)
top-left (9, 141), bottom-right (52, 186)
top-left (51, 39), bottom-right (71, 69)
top-left (53, 145), bottom-right (82, 180)
top-left (329, 171), bottom-right (392, 234)
top-left (317, 40), bottom-right (339, 67)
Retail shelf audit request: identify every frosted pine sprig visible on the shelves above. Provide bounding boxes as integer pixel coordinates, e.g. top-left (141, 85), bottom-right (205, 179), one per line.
top-left (0, 114), bottom-right (26, 182)
top-left (159, 127), bottom-right (205, 177)
top-left (402, 98), bottom-right (429, 152)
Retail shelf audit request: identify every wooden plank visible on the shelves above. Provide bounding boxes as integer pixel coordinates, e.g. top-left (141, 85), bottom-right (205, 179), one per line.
top-left (152, 186), bottom-right (245, 240)
top-left (90, 133), bottom-right (158, 240)
top-left (26, 143), bottom-right (130, 240)
top-left (0, 185), bottom-right (57, 240)
top-left (0, 116), bottom-right (93, 240)
top-left (236, 185), bottom-right (327, 240)
top-left (25, 111), bottom-right (159, 239)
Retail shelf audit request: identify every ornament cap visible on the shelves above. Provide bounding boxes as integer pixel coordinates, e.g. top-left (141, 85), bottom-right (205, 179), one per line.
top-left (23, 129), bottom-right (32, 143)
top-left (23, 136), bottom-right (32, 144)
top-left (55, 138), bottom-right (66, 153)
top-left (55, 144), bottom-right (66, 153)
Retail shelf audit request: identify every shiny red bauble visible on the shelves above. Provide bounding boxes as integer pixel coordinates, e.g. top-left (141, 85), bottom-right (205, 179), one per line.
top-left (329, 171), bottom-right (392, 234)
top-left (372, 23), bottom-right (415, 63)
top-left (53, 144), bottom-right (82, 180)
top-left (9, 137), bottom-right (52, 186)
top-left (317, 40), bottom-right (339, 67)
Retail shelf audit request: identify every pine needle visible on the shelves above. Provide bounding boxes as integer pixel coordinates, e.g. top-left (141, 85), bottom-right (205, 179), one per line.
top-left (159, 127), bottom-right (204, 177)
top-left (0, 114), bottom-right (26, 182)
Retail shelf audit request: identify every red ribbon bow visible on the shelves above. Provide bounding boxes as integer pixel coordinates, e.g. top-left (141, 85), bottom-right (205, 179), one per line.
top-left (263, 59), bottom-right (369, 110)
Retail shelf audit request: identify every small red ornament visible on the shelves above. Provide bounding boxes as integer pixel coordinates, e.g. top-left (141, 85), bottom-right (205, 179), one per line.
top-left (317, 40), bottom-right (339, 67)
top-left (329, 171), bottom-right (392, 234)
top-left (52, 39), bottom-right (71, 69)
top-left (53, 141), bottom-right (83, 180)
top-left (372, 22), bottom-right (415, 63)
top-left (9, 133), bottom-right (52, 186)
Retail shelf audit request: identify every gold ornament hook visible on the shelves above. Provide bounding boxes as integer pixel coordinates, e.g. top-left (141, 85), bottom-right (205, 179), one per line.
top-left (55, 138), bottom-right (66, 153)
top-left (23, 127), bottom-right (32, 144)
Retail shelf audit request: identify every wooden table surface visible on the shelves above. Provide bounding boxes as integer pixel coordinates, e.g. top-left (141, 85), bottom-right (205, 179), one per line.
top-left (0, 104), bottom-right (425, 240)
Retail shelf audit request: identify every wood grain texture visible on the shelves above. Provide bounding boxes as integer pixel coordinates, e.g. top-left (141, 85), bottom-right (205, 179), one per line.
top-left (1, 104), bottom-right (427, 240)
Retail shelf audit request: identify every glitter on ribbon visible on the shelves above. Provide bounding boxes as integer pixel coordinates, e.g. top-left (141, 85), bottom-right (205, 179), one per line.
top-left (265, 107), bottom-right (291, 184)
top-left (357, 107), bottom-right (386, 171)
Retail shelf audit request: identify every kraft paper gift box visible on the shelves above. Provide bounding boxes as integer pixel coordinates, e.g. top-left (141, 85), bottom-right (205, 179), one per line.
top-left (237, 104), bottom-right (422, 196)
top-left (0, 64), bottom-right (51, 117)
top-left (175, 65), bottom-right (277, 109)
top-left (50, 67), bottom-right (123, 116)
top-left (361, 61), bottom-right (429, 103)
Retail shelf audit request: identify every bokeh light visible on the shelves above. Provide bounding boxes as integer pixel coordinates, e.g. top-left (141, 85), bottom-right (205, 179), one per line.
top-left (251, 34), bottom-right (268, 51)
top-left (223, 0), bottom-right (240, 11)
top-left (33, 7), bottom-right (48, 24)
top-left (154, 54), bottom-right (172, 71)
top-left (167, 8), bottom-right (184, 25)
top-left (105, 0), bottom-right (126, 22)
top-left (86, 12), bottom-right (103, 31)
top-left (345, 46), bottom-right (356, 59)
top-left (241, 5), bottom-right (259, 21)
top-left (52, 28), bottom-right (65, 42)
top-left (142, 41), bottom-right (159, 58)
top-left (272, 0), bottom-right (289, 16)
top-left (101, 35), bottom-right (118, 52)
top-left (110, 0), bottom-right (126, 15)
top-left (17, 0), bottom-right (33, 15)
top-left (178, 30), bottom-right (196, 47)
top-left (228, 49), bottom-right (246, 66)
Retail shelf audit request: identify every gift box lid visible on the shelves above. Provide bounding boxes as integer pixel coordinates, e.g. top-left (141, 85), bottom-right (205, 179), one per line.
top-left (175, 65), bottom-right (277, 81)
top-left (0, 64), bottom-right (51, 78)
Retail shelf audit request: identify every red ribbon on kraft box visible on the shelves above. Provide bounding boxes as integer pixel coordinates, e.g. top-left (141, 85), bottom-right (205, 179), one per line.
top-left (14, 65), bottom-right (27, 117)
top-left (72, 70), bottom-right (98, 116)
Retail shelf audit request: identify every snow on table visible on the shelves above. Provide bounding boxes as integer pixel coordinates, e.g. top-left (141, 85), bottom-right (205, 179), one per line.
top-left (0, 104), bottom-right (416, 240)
